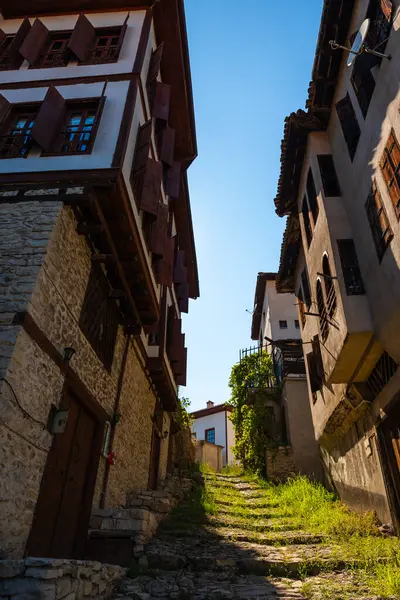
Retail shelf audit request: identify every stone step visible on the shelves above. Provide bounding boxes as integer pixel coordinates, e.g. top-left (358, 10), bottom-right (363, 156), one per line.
top-left (138, 545), bottom-right (344, 578)
top-left (216, 505), bottom-right (285, 519)
top-left (214, 498), bottom-right (279, 509)
top-left (156, 526), bottom-right (326, 546)
top-left (116, 573), bottom-right (307, 599)
top-left (205, 516), bottom-right (304, 532)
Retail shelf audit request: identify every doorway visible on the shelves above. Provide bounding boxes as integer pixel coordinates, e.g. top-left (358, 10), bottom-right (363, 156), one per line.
top-left (378, 396), bottom-right (400, 533)
top-left (26, 388), bottom-right (104, 558)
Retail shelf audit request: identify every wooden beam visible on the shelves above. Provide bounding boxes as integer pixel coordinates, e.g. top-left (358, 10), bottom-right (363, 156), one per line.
top-left (91, 254), bottom-right (114, 263)
top-left (77, 223), bottom-right (104, 235)
top-left (109, 289), bottom-right (126, 299)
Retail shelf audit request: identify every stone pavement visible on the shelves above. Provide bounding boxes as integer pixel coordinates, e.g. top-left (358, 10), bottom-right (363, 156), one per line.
top-left (112, 473), bottom-right (380, 600)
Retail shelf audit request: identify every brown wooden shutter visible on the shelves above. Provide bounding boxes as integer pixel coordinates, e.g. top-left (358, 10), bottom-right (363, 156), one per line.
top-left (169, 320), bottom-right (182, 362)
top-left (147, 43), bottom-right (164, 87)
top-left (152, 82), bottom-right (171, 121)
top-left (165, 161), bottom-right (182, 198)
top-left (151, 202), bottom-right (169, 257)
top-left (312, 336), bottom-right (324, 385)
top-left (19, 18), bottom-right (49, 65)
top-left (176, 282), bottom-right (189, 314)
top-left (176, 348), bottom-right (187, 386)
top-left (174, 249), bottom-right (187, 284)
top-left (133, 120), bottom-right (152, 175)
top-left (67, 14), bottom-right (96, 62)
top-left (31, 86), bottom-right (66, 152)
top-left (114, 13), bottom-right (129, 56)
top-left (138, 158), bottom-right (162, 217)
top-left (155, 235), bottom-right (175, 286)
top-left (381, 0), bottom-right (393, 21)
top-left (0, 94), bottom-right (11, 125)
top-left (160, 125), bottom-right (175, 165)
top-left (6, 18), bottom-right (31, 64)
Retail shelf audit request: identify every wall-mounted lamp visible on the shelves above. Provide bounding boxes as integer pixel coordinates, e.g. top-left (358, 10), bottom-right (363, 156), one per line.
top-left (163, 430), bottom-right (169, 439)
top-left (64, 347), bottom-right (76, 362)
top-left (113, 412), bottom-right (121, 425)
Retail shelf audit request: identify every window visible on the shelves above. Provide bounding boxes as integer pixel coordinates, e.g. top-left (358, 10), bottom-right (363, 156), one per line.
top-left (316, 279), bottom-right (329, 342)
top-left (84, 27), bottom-right (124, 65)
top-left (0, 35), bottom-right (24, 71)
top-left (205, 428), bottom-right (215, 444)
top-left (337, 239), bottom-right (365, 295)
top-left (322, 255), bottom-right (337, 318)
top-left (302, 196), bottom-right (312, 247)
top-left (306, 336), bottom-right (324, 399)
top-left (366, 181), bottom-right (393, 260)
top-left (295, 319), bottom-right (300, 329)
top-left (79, 264), bottom-right (120, 372)
top-left (351, 52), bottom-right (376, 118)
top-left (366, 0), bottom-right (393, 58)
top-left (279, 320), bottom-right (288, 329)
top-left (34, 32), bottom-right (70, 68)
top-left (297, 268), bottom-right (311, 327)
top-left (317, 155), bottom-right (341, 197)
top-left (148, 332), bottom-right (160, 346)
top-left (0, 107), bottom-right (36, 158)
top-left (336, 93), bottom-right (361, 161)
top-left (192, 432), bottom-right (197, 439)
top-left (380, 129), bottom-right (400, 217)
top-left (59, 102), bottom-right (100, 154)
top-left (366, 350), bottom-right (397, 398)
top-left (306, 169), bottom-right (319, 224)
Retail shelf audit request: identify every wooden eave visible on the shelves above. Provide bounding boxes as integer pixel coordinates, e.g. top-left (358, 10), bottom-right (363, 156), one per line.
top-left (276, 215), bottom-right (301, 295)
top-left (1, 0), bottom-right (197, 165)
top-left (251, 272), bottom-right (277, 340)
top-left (171, 170), bottom-right (199, 299)
top-left (147, 355), bottom-right (178, 411)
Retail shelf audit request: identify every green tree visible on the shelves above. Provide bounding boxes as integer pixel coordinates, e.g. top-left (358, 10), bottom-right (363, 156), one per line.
top-left (229, 351), bottom-right (276, 475)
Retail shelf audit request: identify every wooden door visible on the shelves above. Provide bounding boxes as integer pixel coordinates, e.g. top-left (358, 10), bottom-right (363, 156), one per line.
top-left (378, 401), bottom-right (400, 532)
top-left (148, 430), bottom-right (161, 490)
top-left (26, 390), bottom-right (104, 558)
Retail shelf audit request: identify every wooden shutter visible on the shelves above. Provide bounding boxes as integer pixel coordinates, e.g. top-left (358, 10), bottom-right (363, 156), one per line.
top-left (133, 120), bottom-right (152, 175)
top-left (19, 18), bottom-right (49, 65)
top-left (306, 352), bottom-right (320, 395)
top-left (380, 131), bottom-right (400, 211)
top-left (169, 320), bottom-right (182, 362)
top-left (381, 0), bottom-right (393, 20)
top-left (165, 161), bottom-right (181, 198)
top-left (152, 82), bottom-right (171, 121)
top-left (337, 239), bottom-right (365, 295)
top-left (68, 14), bottom-right (96, 62)
top-left (6, 18), bottom-right (31, 64)
top-left (147, 43), bottom-right (164, 87)
top-left (172, 333), bottom-right (185, 373)
top-left (176, 348), bottom-right (187, 386)
top-left (151, 202), bottom-right (169, 257)
top-left (336, 93), bottom-right (360, 161)
top-left (160, 125), bottom-right (175, 165)
top-left (176, 282), bottom-right (189, 314)
top-left (174, 249), bottom-right (187, 284)
top-left (366, 182), bottom-right (393, 258)
top-left (114, 13), bottom-right (129, 57)
top-left (137, 158), bottom-right (162, 217)
top-left (312, 336), bottom-right (324, 385)
top-left (301, 268), bottom-right (311, 307)
top-left (31, 85), bottom-right (66, 152)
top-left (0, 94), bottom-right (11, 125)
top-left (155, 235), bottom-right (175, 286)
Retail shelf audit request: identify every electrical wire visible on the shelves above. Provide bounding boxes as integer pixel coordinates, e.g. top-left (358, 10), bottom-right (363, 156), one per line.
top-left (0, 378), bottom-right (46, 428)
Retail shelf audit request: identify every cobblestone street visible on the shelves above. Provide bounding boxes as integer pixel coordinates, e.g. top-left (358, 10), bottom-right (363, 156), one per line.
top-left (112, 473), bottom-right (386, 600)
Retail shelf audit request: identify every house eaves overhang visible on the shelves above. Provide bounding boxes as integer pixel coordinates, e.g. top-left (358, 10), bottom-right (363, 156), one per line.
top-left (0, 0), bottom-right (198, 165)
top-left (275, 0), bottom-right (355, 286)
top-left (250, 272), bottom-right (277, 341)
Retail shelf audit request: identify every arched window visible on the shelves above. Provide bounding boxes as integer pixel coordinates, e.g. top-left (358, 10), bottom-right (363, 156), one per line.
top-left (322, 255), bottom-right (337, 318)
top-left (316, 279), bottom-right (329, 342)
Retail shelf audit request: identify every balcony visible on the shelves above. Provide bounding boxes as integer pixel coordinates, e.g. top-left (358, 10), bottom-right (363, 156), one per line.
top-left (240, 340), bottom-right (305, 385)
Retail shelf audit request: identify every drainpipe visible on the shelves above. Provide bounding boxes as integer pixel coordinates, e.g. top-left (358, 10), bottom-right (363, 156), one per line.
top-left (100, 333), bottom-right (131, 508)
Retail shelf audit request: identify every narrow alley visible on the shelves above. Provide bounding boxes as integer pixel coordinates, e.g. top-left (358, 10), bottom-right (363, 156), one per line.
top-left (113, 472), bottom-right (399, 600)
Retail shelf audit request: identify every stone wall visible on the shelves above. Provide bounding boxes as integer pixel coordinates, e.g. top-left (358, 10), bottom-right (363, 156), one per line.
top-left (0, 557), bottom-right (124, 600)
top-left (0, 203), bottom-right (161, 558)
top-left (266, 446), bottom-right (296, 482)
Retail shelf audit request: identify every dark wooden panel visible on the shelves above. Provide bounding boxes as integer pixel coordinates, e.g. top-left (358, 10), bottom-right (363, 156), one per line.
top-left (173, 249), bottom-right (187, 284)
top-left (160, 125), bottom-right (175, 166)
top-left (19, 18), bottom-right (49, 65)
top-left (152, 82), bottom-right (171, 121)
top-left (0, 94), bottom-right (11, 124)
top-left (6, 18), bottom-right (31, 64)
top-left (31, 85), bottom-right (66, 152)
top-left (67, 13), bottom-right (96, 62)
top-left (139, 158), bottom-right (162, 217)
top-left (150, 201), bottom-right (169, 257)
top-left (165, 161), bottom-right (181, 198)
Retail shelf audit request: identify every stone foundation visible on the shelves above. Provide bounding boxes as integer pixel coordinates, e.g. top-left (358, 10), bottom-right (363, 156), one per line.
top-left (266, 446), bottom-right (297, 482)
top-left (0, 557), bottom-right (125, 600)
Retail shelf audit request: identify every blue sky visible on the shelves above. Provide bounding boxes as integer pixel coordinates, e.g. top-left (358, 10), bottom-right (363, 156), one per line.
top-left (182, 0), bottom-right (323, 411)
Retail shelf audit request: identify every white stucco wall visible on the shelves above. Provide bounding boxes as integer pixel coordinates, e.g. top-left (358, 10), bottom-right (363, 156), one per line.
top-left (0, 11), bottom-right (146, 84)
top-left (0, 81), bottom-right (129, 172)
top-left (259, 280), bottom-right (301, 351)
top-left (191, 410), bottom-right (235, 466)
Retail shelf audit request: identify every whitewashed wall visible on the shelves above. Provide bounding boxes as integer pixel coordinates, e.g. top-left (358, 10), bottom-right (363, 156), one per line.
top-left (192, 410), bottom-right (235, 466)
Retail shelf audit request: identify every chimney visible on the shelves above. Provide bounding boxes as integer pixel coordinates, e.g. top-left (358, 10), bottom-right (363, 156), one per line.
top-left (206, 401), bottom-right (214, 409)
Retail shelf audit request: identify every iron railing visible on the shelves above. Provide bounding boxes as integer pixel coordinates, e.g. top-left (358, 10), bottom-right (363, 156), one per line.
top-left (239, 339), bottom-right (305, 386)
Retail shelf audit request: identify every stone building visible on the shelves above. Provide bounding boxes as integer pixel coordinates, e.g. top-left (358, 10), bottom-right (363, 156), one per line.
top-left (274, 0), bottom-right (400, 529)
top-left (0, 0), bottom-right (199, 560)
top-left (249, 273), bottom-right (322, 481)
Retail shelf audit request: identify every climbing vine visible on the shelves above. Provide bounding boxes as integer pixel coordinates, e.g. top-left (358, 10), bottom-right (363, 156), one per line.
top-left (229, 351), bottom-right (277, 475)
top-left (176, 396), bottom-right (194, 430)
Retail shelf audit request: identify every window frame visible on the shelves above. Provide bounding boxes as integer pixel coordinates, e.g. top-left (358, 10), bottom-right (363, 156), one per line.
top-left (365, 180), bottom-right (393, 260)
top-left (337, 239), bottom-right (365, 296)
top-left (317, 154), bottom-right (341, 197)
top-left (0, 35), bottom-right (24, 71)
top-left (294, 319), bottom-right (300, 330)
top-left (31, 30), bottom-right (72, 69)
top-left (336, 93), bottom-right (361, 161)
top-left (279, 320), bottom-right (288, 330)
top-left (380, 129), bottom-right (400, 218)
top-left (205, 428), bottom-right (216, 444)
top-left (0, 103), bottom-right (38, 159)
top-left (300, 168), bottom-right (319, 247)
top-left (79, 26), bottom-right (125, 66)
